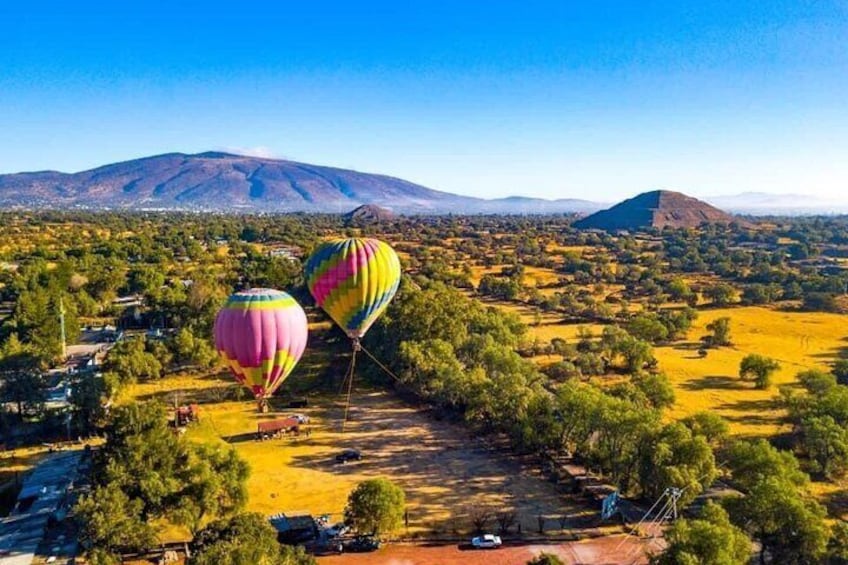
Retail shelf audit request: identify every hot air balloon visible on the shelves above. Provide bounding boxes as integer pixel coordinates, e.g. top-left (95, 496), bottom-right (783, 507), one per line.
top-left (214, 288), bottom-right (308, 412)
top-left (304, 237), bottom-right (401, 431)
top-left (304, 237), bottom-right (401, 343)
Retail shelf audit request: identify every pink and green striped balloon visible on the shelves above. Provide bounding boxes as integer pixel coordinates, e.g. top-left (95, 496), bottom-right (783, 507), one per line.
top-left (214, 288), bottom-right (308, 406)
top-left (304, 238), bottom-right (401, 340)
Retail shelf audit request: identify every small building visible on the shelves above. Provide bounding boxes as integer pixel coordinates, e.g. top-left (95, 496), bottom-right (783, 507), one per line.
top-left (112, 294), bottom-right (144, 308)
top-left (269, 512), bottom-right (317, 544)
top-left (267, 245), bottom-right (303, 260)
top-left (0, 451), bottom-right (85, 564)
top-left (257, 418), bottom-right (300, 440)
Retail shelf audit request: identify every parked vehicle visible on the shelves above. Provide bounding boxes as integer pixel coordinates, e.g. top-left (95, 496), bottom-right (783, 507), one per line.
top-left (335, 449), bottom-right (362, 463)
top-left (471, 534), bottom-right (502, 549)
top-left (344, 535), bottom-right (381, 552)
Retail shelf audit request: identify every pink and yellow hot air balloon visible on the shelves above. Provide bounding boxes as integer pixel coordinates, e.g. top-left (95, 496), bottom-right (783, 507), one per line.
top-left (214, 288), bottom-right (308, 411)
top-left (304, 238), bottom-right (401, 342)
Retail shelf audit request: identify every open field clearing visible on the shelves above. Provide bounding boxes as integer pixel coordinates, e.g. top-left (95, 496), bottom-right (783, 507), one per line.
top-left (523, 266), bottom-right (561, 286)
top-left (127, 374), bottom-right (592, 540)
top-left (546, 244), bottom-right (592, 256)
top-left (657, 306), bottom-right (847, 438)
top-left (468, 265), bottom-right (505, 286)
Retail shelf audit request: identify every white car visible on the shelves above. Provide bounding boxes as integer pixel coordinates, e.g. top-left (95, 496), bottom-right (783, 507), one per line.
top-left (325, 523), bottom-right (350, 537)
top-left (288, 413), bottom-right (310, 424)
top-left (471, 534), bottom-right (502, 549)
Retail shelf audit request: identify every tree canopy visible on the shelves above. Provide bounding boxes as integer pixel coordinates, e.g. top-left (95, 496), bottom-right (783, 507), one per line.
top-left (344, 478), bottom-right (406, 537)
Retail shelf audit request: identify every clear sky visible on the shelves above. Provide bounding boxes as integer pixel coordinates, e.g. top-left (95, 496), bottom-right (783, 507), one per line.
top-left (1, 1), bottom-right (847, 201)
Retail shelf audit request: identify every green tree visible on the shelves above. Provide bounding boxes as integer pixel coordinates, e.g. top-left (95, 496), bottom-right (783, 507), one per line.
top-left (173, 327), bottom-right (218, 369)
top-left (11, 288), bottom-right (80, 365)
top-left (830, 520), bottom-right (848, 563)
top-left (796, 369), bottom-right (837, 395)
top-left (704, 283), bottom-right (737, 307)
top-left (802, 292), bottom-right (840, 313)
top-left (703, 317), bottom-right (731, 347)
top-left (344, 478), bottom-right (406, 537)
top-left (627, 315), bottom-right (669, 344)
top-left (189, 513), bottom-right (315, 565)
top-left (75, 482), bottom-right (156, 556)
top-left (739, 354), bottom-right (780, 389)
top-left (725, 439), bottom-right (809, 492)
top-left (591, 394), bottom-right (659, 488)
top-left (104, 337), bottom-right (162, 385)
top-left (126, 265), bottom-right (165, 295)
top-left (681, 412), bottom-right (729, 446)
top-left (724, 477), bottom-right (829, 564)
top-left (832, 359), bottom-right (848, 386)
top-left (801, 415), bottom-right (848, 478)
top-left (638, 423), bottom-right (716, 507)
top-left (632, 373), bottom-right (675, 410)
top-left (171, 444), bottom-right (250, 534)
top-left (70, 373), bottom-right (109, 433)
top-left (667, 277), bottom-right (693, 302)
top-left (100, 402), bottom-right (248, 524)
top-left (651, 502), bottom-right (751, 565)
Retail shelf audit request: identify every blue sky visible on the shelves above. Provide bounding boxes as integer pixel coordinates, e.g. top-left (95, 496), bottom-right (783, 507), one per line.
top-left (1, 1), bottom-right (846, 201)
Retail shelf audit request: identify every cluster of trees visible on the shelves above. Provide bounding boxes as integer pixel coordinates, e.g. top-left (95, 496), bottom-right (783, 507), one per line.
top-left (75, 403), bottom-right (251, 562)
top-left (478, 265), bottom-right (526, 300)
top-left (658, 437), bottom-right (848, 564)
top-left (188, 513), bottom-right (314, 565)
top-left (443, 214), bottom-right (848, 317)
top-left (651, 502), bottom-right (751, 565)
top-left (367, 278), bottom-right (715, 504)
top-left (783, 369), bottom-right (848, 478)
top-left (723, 439), bottom-right (834, 563)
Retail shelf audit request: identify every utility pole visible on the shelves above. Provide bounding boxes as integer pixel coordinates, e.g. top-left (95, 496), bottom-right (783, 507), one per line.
top-left (59, 296), bottom-right (67, 361)
top-left (668, 488), bottom-right (683, 520)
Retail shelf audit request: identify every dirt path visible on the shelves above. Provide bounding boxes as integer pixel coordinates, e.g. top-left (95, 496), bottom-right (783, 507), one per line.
top-left (317, 535), bottom-right (662, 564)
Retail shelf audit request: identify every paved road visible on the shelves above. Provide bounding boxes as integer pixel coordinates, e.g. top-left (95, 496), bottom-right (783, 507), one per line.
top-left (317, 536), bottom-right (663, 565)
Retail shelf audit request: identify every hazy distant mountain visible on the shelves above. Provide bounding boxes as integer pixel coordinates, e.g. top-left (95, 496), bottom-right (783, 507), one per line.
top-left (704, 192), bottom-right (848, 215)
top-left (0, 152), bottom-right (603, 215)
top-left (574, 190), bottom-right (740, 231)
top-left (477, 196), bottom-right (604, 215)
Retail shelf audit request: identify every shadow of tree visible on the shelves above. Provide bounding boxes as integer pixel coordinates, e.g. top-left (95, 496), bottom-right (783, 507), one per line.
top-left (680, 375), bottom-right (747, 391)
top-left (819, 485), bottom-right (848, 520)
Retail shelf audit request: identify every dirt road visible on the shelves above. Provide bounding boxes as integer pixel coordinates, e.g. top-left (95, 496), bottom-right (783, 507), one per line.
top-left (318, 535), bottom-right (663, 564)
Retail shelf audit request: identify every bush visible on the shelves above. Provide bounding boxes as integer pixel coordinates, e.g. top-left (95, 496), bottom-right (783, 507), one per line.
top-left (344, 478), bottom-right (406, 536)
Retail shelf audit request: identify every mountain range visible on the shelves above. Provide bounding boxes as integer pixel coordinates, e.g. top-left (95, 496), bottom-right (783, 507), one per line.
top-left (0, 151), bottom-right (841, 215)
top-left (0, 152), bottom-right (599, 214)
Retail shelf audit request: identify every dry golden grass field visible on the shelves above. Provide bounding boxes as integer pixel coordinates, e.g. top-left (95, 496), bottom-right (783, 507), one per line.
top-left (655, 307), bottom-right (848, 438)
top-left (514, 303), bottom-right (848, 439)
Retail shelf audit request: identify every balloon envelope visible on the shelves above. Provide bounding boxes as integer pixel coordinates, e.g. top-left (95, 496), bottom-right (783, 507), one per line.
top-left (214, 288), bottom-right (308, 399)
top-left (304, 238), bottom-right (401, 339)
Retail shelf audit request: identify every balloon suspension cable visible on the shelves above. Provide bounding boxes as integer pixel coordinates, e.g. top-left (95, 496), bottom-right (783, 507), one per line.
top-left (340, 339), bottom-right (360, 433)
top-left (358, 344), bottom-right (405, 386)
top-left (338, 341), bottom-right (405, 433)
